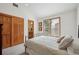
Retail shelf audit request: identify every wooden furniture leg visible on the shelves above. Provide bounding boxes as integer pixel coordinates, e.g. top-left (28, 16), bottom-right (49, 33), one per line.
top-left (25, 45), bottom-right (27, 54)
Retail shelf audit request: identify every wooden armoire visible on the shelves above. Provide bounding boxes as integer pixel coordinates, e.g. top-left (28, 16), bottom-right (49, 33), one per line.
top-left (0, 13), bottom-right (24, 48)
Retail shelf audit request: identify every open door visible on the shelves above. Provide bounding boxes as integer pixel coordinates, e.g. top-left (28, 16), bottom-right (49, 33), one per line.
top-left (28, 20), bottom-right (34, 39)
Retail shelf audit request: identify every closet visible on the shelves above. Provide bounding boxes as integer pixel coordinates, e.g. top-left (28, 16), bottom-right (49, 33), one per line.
top-left (0, 13), bottom-right (12, 48)
top-left (12, 16), bottom-right (24, 45)
top-left (0, 13), bottom-right (24, 48)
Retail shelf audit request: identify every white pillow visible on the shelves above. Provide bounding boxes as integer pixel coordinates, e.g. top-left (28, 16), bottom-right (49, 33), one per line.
top-left (67, 39), bottom-right (79, 54)
top-left (59, 36), bottom-right (74, 49)
top-left (57, 36), bottom-right (65, 43)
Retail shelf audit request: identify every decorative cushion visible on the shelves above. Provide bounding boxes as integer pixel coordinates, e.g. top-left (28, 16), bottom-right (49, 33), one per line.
top-left (59, 36), bottom-right (74, 49)
top-left (67, 39), bottom-right (79, 54)
top-left (57, 36), bottom-right (65, 43)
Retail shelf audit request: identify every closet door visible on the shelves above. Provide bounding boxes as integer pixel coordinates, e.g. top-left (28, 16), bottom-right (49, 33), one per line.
top-left (12, 16), bottom-right (24, 46)
top-left (2, 16), bottom-right (11, 48)
top-left (18, 18), bottom-right (24, 43)
top-left (12, 16), bottom-right (19, 45)
top-left (0, 15), bottom-right (3, 24)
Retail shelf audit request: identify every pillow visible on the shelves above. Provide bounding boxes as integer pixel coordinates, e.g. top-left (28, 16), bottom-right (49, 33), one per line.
top-left (57, 36), bottom-right (65, 43)
top-left (59, 36), bottom-right (74, 50)
top-left (67, 39), bottom-right (79, 54)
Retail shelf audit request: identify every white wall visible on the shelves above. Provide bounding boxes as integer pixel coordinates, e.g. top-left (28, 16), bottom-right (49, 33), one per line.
top-left (37, 19), bottom-right (43, 34)
top-left (77, 5), bottom-right (79, 37)
top-left (0, 3), bottom-right (38, 55)
top-left (77, 5), bottom-right (79, 25)
top-left (53, 9), bottom-right (77, 39)
top-left (76, 4), bottom-right (79, 39)
top-left (39, 9), bottom-right (77, 39)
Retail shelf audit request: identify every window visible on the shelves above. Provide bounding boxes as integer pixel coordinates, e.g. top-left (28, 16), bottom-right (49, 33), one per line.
top-left (50, 17), bottom-right (61, 37)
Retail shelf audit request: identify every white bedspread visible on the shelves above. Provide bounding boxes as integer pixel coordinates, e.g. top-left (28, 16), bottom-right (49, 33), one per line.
top-left (25, 36), bottom-right (68, 55)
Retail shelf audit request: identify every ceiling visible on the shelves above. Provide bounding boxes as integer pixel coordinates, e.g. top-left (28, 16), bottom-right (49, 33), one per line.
top-left (23, 3), bottom-right (78, 18)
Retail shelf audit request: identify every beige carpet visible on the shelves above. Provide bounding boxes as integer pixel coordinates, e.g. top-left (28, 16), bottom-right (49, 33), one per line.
top-left (20, 52), bottom-right (29, 55)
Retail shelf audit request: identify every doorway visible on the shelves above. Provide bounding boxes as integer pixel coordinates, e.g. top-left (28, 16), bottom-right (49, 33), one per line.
top-left (28, 20), bottom-right (34, 39)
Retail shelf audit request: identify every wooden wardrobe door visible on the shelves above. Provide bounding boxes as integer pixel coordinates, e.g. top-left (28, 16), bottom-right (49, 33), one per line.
top-left (2, 16), bottom-right (11, 48)
top-left (12, 16), bottom-right (19, 45)
top-left (0, 16), bottom-right (3, 24)
top-left (18, 18), bottom-right (24, 43)
top-left (12, 17), bottom-right (24, 46)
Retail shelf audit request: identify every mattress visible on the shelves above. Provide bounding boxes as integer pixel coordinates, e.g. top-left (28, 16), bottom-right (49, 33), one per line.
top-left (25, 36), bottom-right (68, 55)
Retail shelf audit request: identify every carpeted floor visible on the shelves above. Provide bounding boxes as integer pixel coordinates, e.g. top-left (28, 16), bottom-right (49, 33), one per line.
top-left (20, 52), bottom-right (29, 55)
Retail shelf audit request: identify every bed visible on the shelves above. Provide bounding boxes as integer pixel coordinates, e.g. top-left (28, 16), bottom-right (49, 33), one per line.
top-left (24, 36), bottom-right (68, 55)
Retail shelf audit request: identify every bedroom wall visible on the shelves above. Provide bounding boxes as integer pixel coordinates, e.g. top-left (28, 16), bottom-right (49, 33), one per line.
top-left (37, 19), bottom-right (43, 34)
top-left (52, 9), bottom-right (77, 39)
top-left (77, 5), bottom-right (79, 39)
top-left (71, 4), bottom-right (79, 51)
top-left (0, 3), bottom-right (38, 54)
top-left (38, 9), bottom-right (77, 39)
top-left (77, 5), bottom-right (79, 25)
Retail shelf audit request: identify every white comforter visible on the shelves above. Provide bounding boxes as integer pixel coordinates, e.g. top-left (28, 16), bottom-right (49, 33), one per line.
top-left (25, 36), bottom-right (68, 55)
